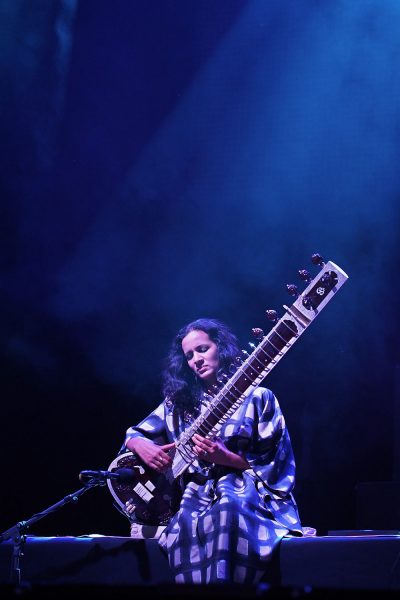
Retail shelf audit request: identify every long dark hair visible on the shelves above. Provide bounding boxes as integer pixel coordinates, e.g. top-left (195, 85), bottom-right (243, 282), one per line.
top-left (162, 318), bottom-right (240, 413)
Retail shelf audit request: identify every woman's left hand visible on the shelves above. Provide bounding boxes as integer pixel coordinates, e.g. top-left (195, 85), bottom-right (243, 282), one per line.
top-left (192, 433), bottom-right (249, 470)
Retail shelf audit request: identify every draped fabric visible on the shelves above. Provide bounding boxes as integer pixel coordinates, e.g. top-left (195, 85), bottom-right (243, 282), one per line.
top-left (123, 387), bottom-right (303, 583)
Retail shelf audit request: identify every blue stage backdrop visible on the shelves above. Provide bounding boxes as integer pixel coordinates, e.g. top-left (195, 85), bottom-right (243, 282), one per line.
top-left (0, 0), bottom-right (399, 536)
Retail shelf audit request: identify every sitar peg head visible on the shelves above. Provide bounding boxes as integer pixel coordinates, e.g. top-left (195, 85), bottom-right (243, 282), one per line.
top-left (252, 327), bottom-right (265, 339)
top-left (311, 253), bottom-right (325, 267)
top-left (266, 310), bottom-right (278, 322)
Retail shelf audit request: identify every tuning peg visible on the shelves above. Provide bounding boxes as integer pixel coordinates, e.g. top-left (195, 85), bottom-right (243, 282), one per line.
top-left (298, 269), bottom-right (311, 282)
top-left (252, 327), bottom-right (265, 339)
top-left (266, 310), bottom-right (278, 322)
top-left (286, 284), bottom-right (299, 297)
top-left (241, 349), bottom-right (250, 358)
top-left (234, 356), bottom-right (243, 366)
top-left (311, 253), bottom-right (325, 267)
top-left (248, 342), bottom-right (257, 352)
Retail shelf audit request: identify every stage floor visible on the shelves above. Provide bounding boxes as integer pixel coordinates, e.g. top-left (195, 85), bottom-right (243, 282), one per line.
top-left (0, 532), bottom-right (399, 594)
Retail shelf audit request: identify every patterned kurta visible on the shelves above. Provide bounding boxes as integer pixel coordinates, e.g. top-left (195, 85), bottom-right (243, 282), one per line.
top-left (123, 386), bottom-right (303, 584)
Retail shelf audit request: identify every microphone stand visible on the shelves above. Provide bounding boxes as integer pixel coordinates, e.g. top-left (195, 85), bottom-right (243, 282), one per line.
top-left (0, 476), bottom-right (105, 586)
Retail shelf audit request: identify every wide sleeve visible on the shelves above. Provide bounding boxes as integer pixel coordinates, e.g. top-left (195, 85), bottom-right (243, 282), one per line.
top-left (245, 388), bottom-right (297, 497)
top-left (120, 402), bottom-right (169, 453)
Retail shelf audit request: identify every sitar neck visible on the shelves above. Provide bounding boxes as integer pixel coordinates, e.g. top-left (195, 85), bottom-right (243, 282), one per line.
top-left (170, 259), bottom-right (348, 478)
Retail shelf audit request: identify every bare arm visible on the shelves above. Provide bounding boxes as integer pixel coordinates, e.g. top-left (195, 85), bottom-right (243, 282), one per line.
top-left (127, 437), bottom-right (175, 472)
top-left (192, 433), bottom-right (250, 471)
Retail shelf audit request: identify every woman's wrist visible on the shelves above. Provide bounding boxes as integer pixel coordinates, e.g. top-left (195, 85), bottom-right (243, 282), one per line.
top-left (226, 450), bottom-right (250, 471)
top-left (127, 437), bottom-right (149, 453)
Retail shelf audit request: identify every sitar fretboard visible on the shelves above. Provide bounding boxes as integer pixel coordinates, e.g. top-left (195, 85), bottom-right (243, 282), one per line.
top-left (170, 260), bottom-right (348, 477)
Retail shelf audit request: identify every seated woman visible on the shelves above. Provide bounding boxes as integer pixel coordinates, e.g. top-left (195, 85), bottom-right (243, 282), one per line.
top-left (121, 317), bottom-right (303, 584)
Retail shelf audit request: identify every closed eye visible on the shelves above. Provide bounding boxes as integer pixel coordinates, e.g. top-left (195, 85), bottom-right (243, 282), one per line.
top-left (197, 345), bottom-right (209, 353)
top-left (185, 345), bottom-right (210, 361)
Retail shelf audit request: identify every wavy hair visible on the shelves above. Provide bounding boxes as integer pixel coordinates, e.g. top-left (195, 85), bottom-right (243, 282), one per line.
top-left (162, 318), bottom-right (240, 413)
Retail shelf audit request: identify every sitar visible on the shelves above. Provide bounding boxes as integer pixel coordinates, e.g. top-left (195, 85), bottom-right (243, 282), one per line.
top-left (106, 254), bottom-right (348, 526)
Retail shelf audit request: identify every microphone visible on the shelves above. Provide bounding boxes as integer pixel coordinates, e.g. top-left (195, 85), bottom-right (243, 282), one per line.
top-left (79, 468), bottom-right (136, 484)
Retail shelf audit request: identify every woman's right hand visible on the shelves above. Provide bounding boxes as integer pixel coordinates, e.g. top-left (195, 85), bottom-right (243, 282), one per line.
top-left (127, 438), bottom-right (175, 472)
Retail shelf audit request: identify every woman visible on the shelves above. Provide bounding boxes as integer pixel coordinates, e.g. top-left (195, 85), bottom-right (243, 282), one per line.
top-left (122, 318), bottom-right (303, 584)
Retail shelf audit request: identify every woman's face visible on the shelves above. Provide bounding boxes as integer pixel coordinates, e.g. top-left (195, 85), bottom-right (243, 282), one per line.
top-left (181, 329), bottom-right (220, 386)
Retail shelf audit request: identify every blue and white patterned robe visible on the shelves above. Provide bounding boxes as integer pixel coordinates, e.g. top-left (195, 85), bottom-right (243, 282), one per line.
top-left (123, 386), bottom-right (303, 584)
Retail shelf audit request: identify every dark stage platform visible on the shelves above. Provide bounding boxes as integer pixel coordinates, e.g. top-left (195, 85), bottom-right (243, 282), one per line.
top-left (0, 533), bottom-right (399, 597)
